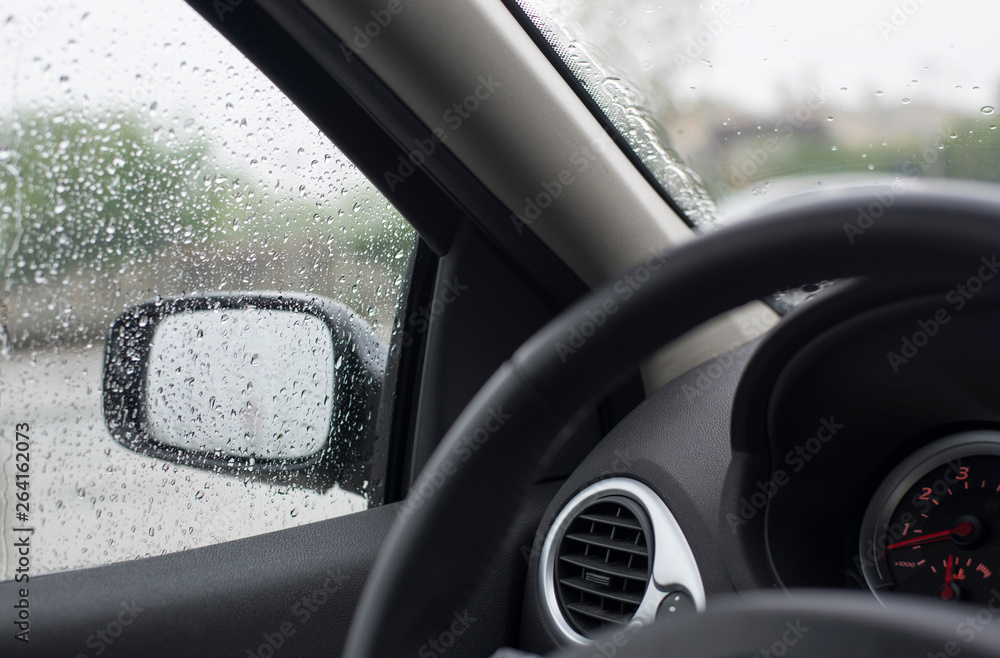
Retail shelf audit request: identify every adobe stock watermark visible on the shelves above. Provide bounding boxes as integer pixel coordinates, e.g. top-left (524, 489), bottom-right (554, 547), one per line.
top-left (886, 255), bottom-right (1000, 373)
top-left (3, 0), bottom-right (71, 46)
top-left (399, 277), bottom-right (467, 347)
top-left (580, 620), bottom-right (643, 658)
top-left (751, 620), bottom-right (810, 658)
top-left (728, 84), bottom-right (834, 189)
top-left (518, 449), bottom-right (635, 567)
top-left (926, 587), bottom-right (1000, 658)
top-left (339, 0), bottom-right (415, 63)
top-left (510, 135), bottom-right (612, 234)
top-left (129, 65), bottom-right (167, 106)
top-left (244, 568), bottom-right (347, 658)
top-left (383, 73), bottom-right (502, 192)
top-left (681, 290), bottom-right (791, 392)
top-left (668, 0), bottom-right (753, 72)
top-left (397, 406), bottom-right (512, 523)
top-left (204, 504), bottom-right (247, 545)
top-left (604, 448), bottom-right (637, 475)
top-left (418, 609), bottom-right (477, 657)
top-left (876, 0), bottom-right (931, 40)
top-left (213, 0), bottom-right (245, 22)
top-left (855, 459), bottom-right (967, 576)
top-left (843, 127), bottom-right (953, 244)
top-left (681, 337), bottom-right (758, 405)
top-left (552, 251), bottom-right (670, 363)
top-left (73, 601), bottom-right (144, 658)
top-left (727, 416), bottom-right (845, 532)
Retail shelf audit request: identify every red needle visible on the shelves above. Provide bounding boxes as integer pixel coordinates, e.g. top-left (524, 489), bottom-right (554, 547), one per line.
top-left (885, 521), bottom-right (974, 552)
top-left (942, 555), bottom-right (956, 600)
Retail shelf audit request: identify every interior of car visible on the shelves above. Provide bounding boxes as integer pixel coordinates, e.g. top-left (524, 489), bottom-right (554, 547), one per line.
top-left (6, 0), bottom-right (1000, 656)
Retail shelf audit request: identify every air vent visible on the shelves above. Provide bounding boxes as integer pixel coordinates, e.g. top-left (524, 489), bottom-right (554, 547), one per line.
top-left (554, 496), bottom-right (652, 638)
top-left (540, 478), bottom-right (705, 646)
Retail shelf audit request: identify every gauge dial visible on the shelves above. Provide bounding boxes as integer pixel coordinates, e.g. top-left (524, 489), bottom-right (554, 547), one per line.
top-left (859, 432), bottom-right (1000, 604)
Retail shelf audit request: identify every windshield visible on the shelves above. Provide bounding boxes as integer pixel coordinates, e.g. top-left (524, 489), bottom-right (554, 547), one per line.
top-left (518, 0), bottom-right (1000, 225)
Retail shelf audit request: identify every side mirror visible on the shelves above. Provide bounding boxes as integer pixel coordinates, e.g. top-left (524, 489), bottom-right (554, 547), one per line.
top-left (102, 294), bottom-right (385, 495)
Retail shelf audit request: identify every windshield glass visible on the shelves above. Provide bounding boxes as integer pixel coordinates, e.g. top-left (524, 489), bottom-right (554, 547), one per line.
top-left (519, 0), bottom-right (1000, 225)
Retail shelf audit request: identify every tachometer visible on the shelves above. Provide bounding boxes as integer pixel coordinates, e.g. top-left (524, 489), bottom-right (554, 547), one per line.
top-left (859, 431), bottom-right (1000, 604)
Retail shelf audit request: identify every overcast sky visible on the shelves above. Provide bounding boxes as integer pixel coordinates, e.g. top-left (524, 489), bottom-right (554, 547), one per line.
top-left (0, 0), bottom-right (368, 188)
top-left (543, 0), bottom-right (1000, 117)
top-left (4, 0), bottom-right (998, 189)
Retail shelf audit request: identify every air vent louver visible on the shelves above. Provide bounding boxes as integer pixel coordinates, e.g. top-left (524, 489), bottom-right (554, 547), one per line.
top-left (554, 496), bottom-right (652, 638)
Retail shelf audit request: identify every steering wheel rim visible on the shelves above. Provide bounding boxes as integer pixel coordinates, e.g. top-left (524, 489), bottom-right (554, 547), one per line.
top-left (555, 589), bottom-right (1000, 658)
top-left (345, 181), bottom-right (1000, 657)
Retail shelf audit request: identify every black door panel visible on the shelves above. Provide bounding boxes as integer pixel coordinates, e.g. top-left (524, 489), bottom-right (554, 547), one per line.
top-left (2, 483), bottom-right (559, 657)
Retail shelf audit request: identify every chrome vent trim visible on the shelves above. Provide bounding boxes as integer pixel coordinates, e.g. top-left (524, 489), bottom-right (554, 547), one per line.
top-left (539, 478), bottom-right (706, 646)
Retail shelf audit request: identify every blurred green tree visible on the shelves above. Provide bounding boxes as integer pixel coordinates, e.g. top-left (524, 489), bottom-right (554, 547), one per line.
top-left (0, 111), bottom-right (232, 286)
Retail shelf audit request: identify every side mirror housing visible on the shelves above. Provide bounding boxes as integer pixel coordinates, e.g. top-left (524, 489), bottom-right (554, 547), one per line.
top-left (102, 293), bottom-right (385, 495)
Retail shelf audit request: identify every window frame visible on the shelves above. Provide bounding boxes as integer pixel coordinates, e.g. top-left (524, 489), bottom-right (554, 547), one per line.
top-left (181, 0), bottom-right (593, 502)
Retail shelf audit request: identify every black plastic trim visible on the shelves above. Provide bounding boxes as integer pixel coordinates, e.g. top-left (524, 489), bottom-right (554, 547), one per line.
top-left (379, 238), bottom-right (439, 504)
top-left (0, 482), bottom-right (563, 658)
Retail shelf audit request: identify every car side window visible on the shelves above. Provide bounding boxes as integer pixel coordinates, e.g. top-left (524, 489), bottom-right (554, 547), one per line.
top-left (0, 0), bottom-right (414, 577)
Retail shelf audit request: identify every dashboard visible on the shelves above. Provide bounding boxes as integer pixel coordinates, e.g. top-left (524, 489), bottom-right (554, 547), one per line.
top-left (518, 277), bottom-right (1000, 653)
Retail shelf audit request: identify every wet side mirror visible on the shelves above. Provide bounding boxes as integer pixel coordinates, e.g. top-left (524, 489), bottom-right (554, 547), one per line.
top-left (102, 294), bottom-right (384, 494)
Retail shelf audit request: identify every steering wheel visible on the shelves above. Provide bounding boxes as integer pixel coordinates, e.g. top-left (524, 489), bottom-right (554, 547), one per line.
top-left (344, 182), bottom-right (1000, 657)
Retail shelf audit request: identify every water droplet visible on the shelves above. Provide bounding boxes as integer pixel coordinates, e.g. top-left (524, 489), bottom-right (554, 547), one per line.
top-left (901, 98), bottom-right (910, 104)
top-left (982, 106), bottom-right (996, 115)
